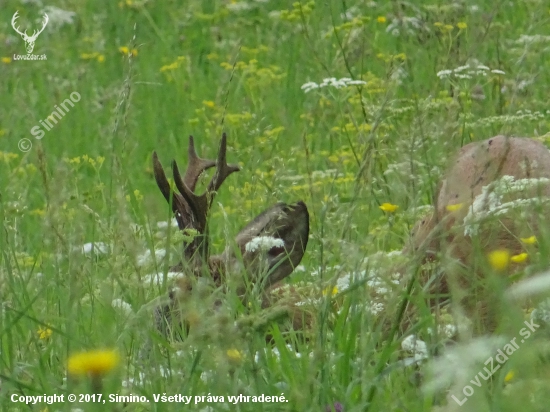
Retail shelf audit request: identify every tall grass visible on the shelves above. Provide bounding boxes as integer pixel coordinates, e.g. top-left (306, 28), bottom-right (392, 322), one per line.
top-left (1, 0), bottom-right (550, 410)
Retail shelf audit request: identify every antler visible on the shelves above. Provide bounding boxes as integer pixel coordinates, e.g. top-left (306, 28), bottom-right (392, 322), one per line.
top-left (152, 133), bottom-right (240, 268)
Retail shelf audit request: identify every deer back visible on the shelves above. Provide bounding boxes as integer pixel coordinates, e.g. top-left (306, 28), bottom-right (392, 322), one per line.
top-left (406, 136), bottom-right (550, 331)
top-left (410, 136), bottom-right (550, 262)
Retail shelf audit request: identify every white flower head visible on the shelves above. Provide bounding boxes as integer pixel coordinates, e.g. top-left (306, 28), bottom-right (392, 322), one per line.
top-left (41, 6), bottom-right (76, 29)
top-left (463, 175), bottom-right (550, 236)
top-left (111, 299), bottom-right (133, 316)
top-left (245, 236), bottom-right (285, 253)
top-left (143, 271), bottom-right (184, 285)
top-left (157, 218), bottom-right (179, 229)
top-left (401, 334), bottom-right (429, 361)
top-left (506, 270), bottom-right (550, 300)
top-left (136, 248), bottom-right (166, 267)
top-left (78, 242), bottom-right (109, 256)
top-left (367, 301), bottom-right (385, 315)
top-left (437, 62), bottom-right (505, 82)
top-left (336, 274), bottom-right (351, 292)
top-left (423, 336), bottom-right (507, 393)
top-left (301, 77), bottom-right (366, 93)
top-left (531, 298), bottom-right (550, 325)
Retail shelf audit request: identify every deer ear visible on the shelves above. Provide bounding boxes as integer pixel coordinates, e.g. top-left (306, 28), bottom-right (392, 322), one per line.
top-left (224, 201), bottom-right (309, 289)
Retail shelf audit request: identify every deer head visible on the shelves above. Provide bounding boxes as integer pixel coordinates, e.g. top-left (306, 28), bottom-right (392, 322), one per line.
top-left (405, 135), bottom-right (550, 331)
top-left (11, 11), bottom-right (49, 54)
top-left (152, 133), bottom-right (309, 338)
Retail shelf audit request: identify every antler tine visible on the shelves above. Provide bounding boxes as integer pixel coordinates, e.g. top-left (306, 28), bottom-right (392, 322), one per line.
top-left (153, 151), bottom-right (188, 229)
top-left (152, 151), bottom-right (172, 204)
top-left (172, 160), bottom-right (209, 231)
top-left (183, 136), bottom-right (216, 192)
top-left (206, 133), bottom-right (240, 208)
top-left (171, 133), bottom-right (239, 230)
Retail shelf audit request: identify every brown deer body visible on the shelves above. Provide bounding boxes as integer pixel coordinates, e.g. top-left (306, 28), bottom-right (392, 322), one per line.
top-left (152, 134), bottom-right (309, 340)
top-left (406, 135), bottom-right (550, 331)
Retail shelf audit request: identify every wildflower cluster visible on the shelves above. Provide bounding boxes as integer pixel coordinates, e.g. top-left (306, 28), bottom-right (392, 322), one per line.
top-left (118, 46), bottom-right (138, 57)
top-left (463, 175), bottom-right (550, 236)
top-left (220, 60), bottom-right (285, 86)
top-left (80, 52), bottom-right (105, 63)
top-left (160, 56), bottom-right (186, 76)
top-left (245, 236), bottom-right (285, 253)
top-left (462, 109), bottom-right (549, 129)
top-left (301, 77), bottom-right (366, 93)
top-left (329, 16), bottom-right (371, 35)
top-left (437, 63), bottom-right (505, 80)
top-left (274, 1), bottom-right (315, 22)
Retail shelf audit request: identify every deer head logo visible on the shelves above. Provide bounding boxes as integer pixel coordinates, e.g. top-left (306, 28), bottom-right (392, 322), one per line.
top-left (11, 11), bottom-right (49, 54)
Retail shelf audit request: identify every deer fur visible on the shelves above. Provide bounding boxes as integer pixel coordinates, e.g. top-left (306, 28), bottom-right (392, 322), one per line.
top-left (152, 133), bottom-right (310, 340)
top-left (404, 135), bottom-right (550, 331)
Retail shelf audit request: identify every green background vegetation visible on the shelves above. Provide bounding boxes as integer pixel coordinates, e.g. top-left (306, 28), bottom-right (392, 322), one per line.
top-left (1, 0), bottom-right (550, 410)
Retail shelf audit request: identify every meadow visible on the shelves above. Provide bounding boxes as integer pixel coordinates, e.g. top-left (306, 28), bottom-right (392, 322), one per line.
top-left (1, 0), bottom-right (550, 410)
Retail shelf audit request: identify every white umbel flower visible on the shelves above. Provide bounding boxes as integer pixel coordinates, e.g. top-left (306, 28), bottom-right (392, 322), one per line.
top-left (245, 236), bottom-right (285, 253)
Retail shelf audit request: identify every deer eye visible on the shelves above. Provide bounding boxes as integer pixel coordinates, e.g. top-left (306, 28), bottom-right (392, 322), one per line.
top-left (268, 245), bottom-right (286, 257)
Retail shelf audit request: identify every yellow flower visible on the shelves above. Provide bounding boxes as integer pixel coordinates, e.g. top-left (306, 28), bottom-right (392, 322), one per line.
top-left (510, 253), bottom-right (528, 263)
top-left (457, 22), bottom-right (467, 29)
top-left (81, 52), bottom-right (99, 60)
top-left (379, 203), bottom-right (399, 213)
top-left (226, 349), bottom-right (243, 363)
top-left (97, 54), bottom-right (105, 63)
top-left (446, 203), bottom-right (463, 212)
top-left (126, 189), bottom-right (143, 202)
top-left (504, 370), bottom-right (514, 383)
top-left (30, 209), bottom-right (46, 217)
top-left (119, 46), bottom-right (138, 56)
top-left (520, 236), bottom-right (537, 245)
top-left (2, 57), bottom-right (12, 64)
top-left (377, 16), bottom-right (386, 23)
top-left (203, 100), bottom-right (215, 108)
top-left (37, 326), bottom-right (52, 340)
top-left (487, 249), bottom-right (510, 271)
top-left (160, 62), bottom-right (179, 72)
top-left (68, 349), bottom-right (119, 376)
top-left (323, 286), bottom-right (338, 296)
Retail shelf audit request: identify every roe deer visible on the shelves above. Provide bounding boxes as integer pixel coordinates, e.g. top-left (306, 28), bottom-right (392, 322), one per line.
top-left (152, 133), bottom-right (310, 340)
top-left (405, 135), bottom-right (550, 332)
